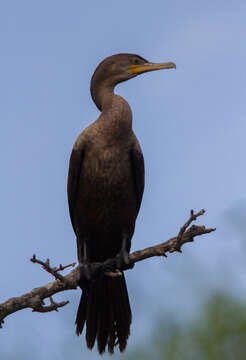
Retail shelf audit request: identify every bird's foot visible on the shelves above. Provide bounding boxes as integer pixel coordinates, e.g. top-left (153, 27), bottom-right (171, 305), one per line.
top-left (115, 250), bottom-right (134, 271)
top-left (78, 262), bottom-right (102, 293)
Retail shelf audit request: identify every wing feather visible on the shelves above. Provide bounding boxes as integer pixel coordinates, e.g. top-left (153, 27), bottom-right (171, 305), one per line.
top-left (130, 136), bottom-right (145, 214)
top-left (67, 140), bottom-right (85, 236)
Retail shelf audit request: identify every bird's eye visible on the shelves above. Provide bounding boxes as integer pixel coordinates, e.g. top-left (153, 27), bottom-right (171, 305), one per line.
top-left (134, 59), bottom-right (140, 64)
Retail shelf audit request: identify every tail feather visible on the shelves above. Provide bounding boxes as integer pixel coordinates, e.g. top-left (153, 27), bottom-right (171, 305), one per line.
top-left (112, 277), bottom-right (131, 352)
top-left (108, 320), bottom-right (117, 354)
top-left (75, 292), bottom-right (87, 336)
top-left (75, 274), bottom-right (131, 354)
top-left (85, 285), bottom-right (98, 349)
top-left (97, 280), bottom-right (112, 353)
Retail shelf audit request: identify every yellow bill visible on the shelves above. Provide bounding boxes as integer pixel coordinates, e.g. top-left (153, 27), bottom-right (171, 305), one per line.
top-left (129, 61), bottom-right (176, 75)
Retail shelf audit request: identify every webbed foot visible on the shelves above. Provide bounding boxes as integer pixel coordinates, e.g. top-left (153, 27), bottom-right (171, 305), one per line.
top-left (116, 249), bottom-right (134, 271)
top-left (78, 262), bottom-right (102, 293)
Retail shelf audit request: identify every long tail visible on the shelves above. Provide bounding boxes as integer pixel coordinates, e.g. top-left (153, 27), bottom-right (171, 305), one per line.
top-left (75, 274), bottom-right (132, 354)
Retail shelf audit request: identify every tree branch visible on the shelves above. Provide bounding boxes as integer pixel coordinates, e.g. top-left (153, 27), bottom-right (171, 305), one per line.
top-left (0, 209), bottom-right (215, 328)
top-left (30, 254), bottom-right (76, 284)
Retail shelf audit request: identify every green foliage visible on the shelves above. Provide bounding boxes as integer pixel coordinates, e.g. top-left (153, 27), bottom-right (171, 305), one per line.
top-left (129, 293), bottom-right (246, 360)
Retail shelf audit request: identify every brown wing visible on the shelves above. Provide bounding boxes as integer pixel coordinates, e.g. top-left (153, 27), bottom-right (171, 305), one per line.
top-left (130, 136), bottom-right (145, 214)
top-left (67, 140), bottom-right (85, 237)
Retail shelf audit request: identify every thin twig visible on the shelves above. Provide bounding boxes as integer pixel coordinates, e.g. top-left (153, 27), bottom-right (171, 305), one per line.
top-left (169, 209), bottom-right (206, 252)
top-left (32, 296), bottom-right (69, 313)
top-left (30, 254), bottom-right (76, 284)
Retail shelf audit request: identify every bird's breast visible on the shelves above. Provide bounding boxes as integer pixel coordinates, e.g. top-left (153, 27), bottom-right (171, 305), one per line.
top-left (76, 142), bottom-right (137, 229)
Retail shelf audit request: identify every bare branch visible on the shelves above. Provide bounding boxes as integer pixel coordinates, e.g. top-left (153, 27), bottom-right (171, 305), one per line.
top-left (0, 209), bottom-right (215, 328)
top-left (30, 254), bottom-right (76, 284)
top-left (170, 209), bottom-right (206, 253)
top-left (32, 296), bottom-right (69, 313)
top-left (0, 264), bottom-right (78, 328)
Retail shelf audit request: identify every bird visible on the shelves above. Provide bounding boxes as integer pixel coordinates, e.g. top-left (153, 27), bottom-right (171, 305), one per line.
top-left (67, 53), bottom-right (176, 354)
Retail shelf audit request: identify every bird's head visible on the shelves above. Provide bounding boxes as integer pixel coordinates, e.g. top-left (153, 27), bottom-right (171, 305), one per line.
top-left (90, 53), bottom-right (176, 110)
top-left (91, 53), bottom-right (176, 87)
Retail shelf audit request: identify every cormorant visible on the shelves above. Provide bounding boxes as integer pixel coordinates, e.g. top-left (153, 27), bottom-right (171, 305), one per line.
top-left (67, 53), bottom-right (176, 354)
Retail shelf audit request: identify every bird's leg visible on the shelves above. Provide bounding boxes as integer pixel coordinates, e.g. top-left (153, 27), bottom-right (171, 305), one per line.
top-left (78, 240), bottom-right (101, 292)
top-left (115, 235), bottom-right (134, 271)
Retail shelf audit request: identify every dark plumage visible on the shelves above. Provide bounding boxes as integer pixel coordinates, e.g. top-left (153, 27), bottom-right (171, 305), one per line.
top-left (67, 53), bottom-right (176, 354)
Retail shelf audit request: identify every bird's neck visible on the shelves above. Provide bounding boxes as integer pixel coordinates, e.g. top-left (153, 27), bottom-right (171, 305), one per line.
top-left (91, 82), bottom-right (115, 111)
top-left (90, 79), bottom-right (133, 132)
top-left (91, 74), bottom-right (115, 111)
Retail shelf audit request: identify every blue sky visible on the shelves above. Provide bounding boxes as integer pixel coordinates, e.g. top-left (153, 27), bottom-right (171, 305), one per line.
top-left (1, 1), bottom-right (246, 358)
